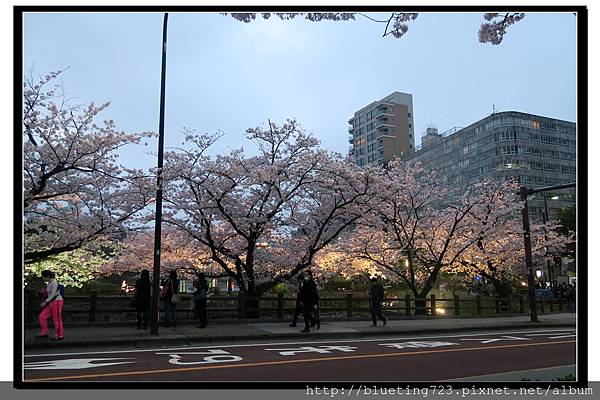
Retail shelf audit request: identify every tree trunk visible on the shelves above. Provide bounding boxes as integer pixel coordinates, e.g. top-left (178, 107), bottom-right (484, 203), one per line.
top-left (413, 298), bottom-right (428, 315)
top-left (244, 292), bottom-right (261, 319)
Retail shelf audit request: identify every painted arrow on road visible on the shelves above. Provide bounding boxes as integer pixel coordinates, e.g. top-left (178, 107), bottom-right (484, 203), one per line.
top-left (24, 358), bottom-right (137, 370)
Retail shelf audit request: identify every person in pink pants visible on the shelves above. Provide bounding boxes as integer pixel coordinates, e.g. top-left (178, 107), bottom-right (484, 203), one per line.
top-left (36, 270), bottom-right (64, 340)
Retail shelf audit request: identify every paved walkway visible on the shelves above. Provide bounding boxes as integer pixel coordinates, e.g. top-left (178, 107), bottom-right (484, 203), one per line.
top-left (24, 313), bottom-right (576, 350)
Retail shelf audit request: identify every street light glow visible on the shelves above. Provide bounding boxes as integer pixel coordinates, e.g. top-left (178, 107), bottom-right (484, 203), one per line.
top-left (551, 196), bottom-right (560, 200)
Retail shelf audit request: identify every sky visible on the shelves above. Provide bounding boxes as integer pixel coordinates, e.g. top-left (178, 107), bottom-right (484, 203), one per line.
top-left (23, 11), bottom-right (577, 170)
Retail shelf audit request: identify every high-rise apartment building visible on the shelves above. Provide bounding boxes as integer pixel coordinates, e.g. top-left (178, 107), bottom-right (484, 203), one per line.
top-left (348, 92), bottom-right (415, 167)
top-left (404, 111), bottom-right (576, 220)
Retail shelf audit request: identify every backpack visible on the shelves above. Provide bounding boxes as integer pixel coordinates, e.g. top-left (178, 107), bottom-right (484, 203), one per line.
top-left (57, 283), bottom-right (65, 299)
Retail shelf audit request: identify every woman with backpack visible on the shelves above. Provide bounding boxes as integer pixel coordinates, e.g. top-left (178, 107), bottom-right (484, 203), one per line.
top-left (134, 269), bottom-right (152, 329)
top-left (36, 270), bottom-right (64, 340)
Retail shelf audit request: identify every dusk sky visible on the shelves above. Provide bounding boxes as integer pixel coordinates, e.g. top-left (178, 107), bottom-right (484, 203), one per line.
top-left (24, 11), bottom-right (577, 168)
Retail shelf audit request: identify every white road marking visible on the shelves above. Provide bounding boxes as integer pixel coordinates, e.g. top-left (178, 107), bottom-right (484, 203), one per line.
top-left (460, 335), bottom-right (532, 344)
top-left (155, 349), bottom-right (243, 365)
top-left (24, 358), bottom-right (137, 370)
top-left (549, 334), bottom-right (577, 339)
top-left (24, 328), bottom-right (576, 358)
top-left (264, 345), bottom-right (357, 356)
top-left (379, 341), bottom-right (459, 349)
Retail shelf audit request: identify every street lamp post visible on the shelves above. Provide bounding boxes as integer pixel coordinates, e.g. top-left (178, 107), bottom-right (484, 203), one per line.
top-left (542, 194), bottom-right (561, 289)
top-left (151, 13), bottom-right (169, 335)
top-left (519, 187), bottom-right (538, 323)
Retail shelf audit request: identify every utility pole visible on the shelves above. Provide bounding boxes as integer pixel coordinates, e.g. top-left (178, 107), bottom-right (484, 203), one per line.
top-left (151, 13), bottom-right (169, 335)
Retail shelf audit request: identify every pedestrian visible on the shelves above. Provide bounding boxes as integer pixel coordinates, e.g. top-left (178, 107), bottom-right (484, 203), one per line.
top-left (289, 273), bottom-right (304, 327)
top-left (369, 276), bottom-right (387, 327)
top-left (299, 270), bottom-right (320, 332)
top-left (36, 270), bottom-right (64, 340)
top-left (134, 269), bottom-right (152, 330)
top-left (193, 273), bottom-right (209, 328)
top-left (160, 270), bottom-right (179, 327)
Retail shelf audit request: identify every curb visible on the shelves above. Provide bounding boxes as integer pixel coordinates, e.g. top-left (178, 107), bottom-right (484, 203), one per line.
top-left (24, 322), bottom-right (575, 351)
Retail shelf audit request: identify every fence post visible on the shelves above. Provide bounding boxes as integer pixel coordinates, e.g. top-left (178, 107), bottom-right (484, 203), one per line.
top-left (476, 295), bottom-right (482, 315)
top-left (238, 292), bottom-right (245, 319)
top-left (277, 292), bottom-right (284, 319)
top-left (549, 297), bottom-right (554, 312)
top-left (346, 293), bottom-right (353, 318)
top-left (519, 296), bottom-right (524, 314)
top-left (539, 299), bottom-right (545, 314)
top-left (89, 291), bottom-right (98, 323)
top-left (558, 297), bottom-right (563, 311)
top-left (405, 294), bottom-right (411, 316)
top-left (454, 295), bottom-right (460, 315)
top-left (507, 296), bottom-right (513, 314)
top-left (495, 297), bottom-right (501, 314)
top-left (430, 295), bottom-right (436, 316)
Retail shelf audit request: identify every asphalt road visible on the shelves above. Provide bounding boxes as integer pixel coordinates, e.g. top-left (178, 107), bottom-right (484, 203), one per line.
top-left (23, 328), bottom-right (576, 382)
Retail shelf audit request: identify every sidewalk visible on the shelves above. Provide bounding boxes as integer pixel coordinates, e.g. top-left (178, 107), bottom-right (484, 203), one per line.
top-left (24, 313), bottom-right (576, 351)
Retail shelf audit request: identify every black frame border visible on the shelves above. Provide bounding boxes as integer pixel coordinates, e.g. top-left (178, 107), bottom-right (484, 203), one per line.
top-left (14, 4), bottom-right (588, 390)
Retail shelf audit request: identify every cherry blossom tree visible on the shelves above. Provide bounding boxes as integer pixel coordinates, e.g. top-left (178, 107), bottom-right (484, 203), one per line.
top-left (333, 160), bottom-right (525, 313)
top-left (223, 12), bottom-right (525, 44)
top-left (455, 219), bottom-right (571, 296)
top-left (101, 227), bottom-right (224, 279)
top-left (23, 70), bottom-right (155, 264)
top-left (163, 119), bottom-right (373, 316)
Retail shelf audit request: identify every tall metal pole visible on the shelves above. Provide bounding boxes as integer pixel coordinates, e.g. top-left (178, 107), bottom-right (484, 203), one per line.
top-left (151, 13), bottom-right (169, 335)
top-left (520, 187), bottom-right (538, 323)
top-left (542, 195), bottom-right (553, 288)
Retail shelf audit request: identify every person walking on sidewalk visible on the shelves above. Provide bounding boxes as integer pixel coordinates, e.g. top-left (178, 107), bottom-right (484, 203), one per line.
top-left (161, 270), bottom-right (180, 327)
top-left (193, 273), bottom-right (209, 328)
top-left (134, 269), bottom-right (152, 330)
top-left (36, 270), bottom-right (64, 340)
top-left (299, 270), bottom-right (320, 332)
top-left (289, 273), bottom-right (304, 327)
top-left (369, 276), bottom-right (387, 327)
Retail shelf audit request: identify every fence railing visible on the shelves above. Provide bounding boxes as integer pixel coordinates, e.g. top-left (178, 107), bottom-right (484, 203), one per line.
top-left (23, 290), bottom-right (572, 325)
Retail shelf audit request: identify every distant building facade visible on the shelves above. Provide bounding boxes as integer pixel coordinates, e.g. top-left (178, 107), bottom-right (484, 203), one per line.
top-left (348, 92), bottom-right (415, 167)
top-left (404, 111), bottom-right (576, 220)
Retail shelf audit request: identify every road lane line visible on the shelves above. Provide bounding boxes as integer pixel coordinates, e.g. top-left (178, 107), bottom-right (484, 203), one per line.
top-left (25, 340), bottom-right (576, 382)
top-left (24, 328), bottom-right (576, 358)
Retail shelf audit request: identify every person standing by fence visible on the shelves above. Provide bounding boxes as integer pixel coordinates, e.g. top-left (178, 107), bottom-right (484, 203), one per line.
top-left (134, 269), bottom-right (152, 330)
top-left (369, 276), bottom-right (387, 327)
top-left (160, 270), bottom-right (179, 327)
top-left (289, 273), bottom-right (304, 327)
top-left (36, 270), bottom-right (64, 340)
top-left (193, 273), bottom-right (209, 328)
top-left (299, 270), bottom-right (320, 332)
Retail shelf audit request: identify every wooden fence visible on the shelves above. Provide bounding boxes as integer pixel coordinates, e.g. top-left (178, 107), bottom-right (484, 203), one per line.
top-left (23, 290), bottom-right (572, 325)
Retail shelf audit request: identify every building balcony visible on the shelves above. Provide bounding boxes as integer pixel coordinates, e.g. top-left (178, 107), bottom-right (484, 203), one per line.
top-left (348, 136), bottom-right (355, 144)
top-left (375, 122), bottom-right (395, 130)
top-left (375, 113), bottom-right (394, 120)
top-left (376, 102), bottom-right (394, 110)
